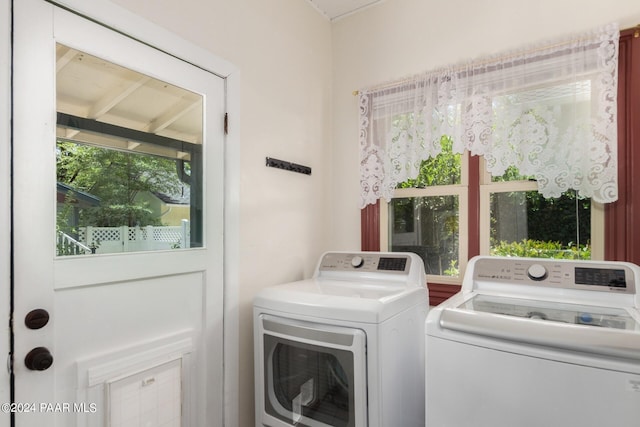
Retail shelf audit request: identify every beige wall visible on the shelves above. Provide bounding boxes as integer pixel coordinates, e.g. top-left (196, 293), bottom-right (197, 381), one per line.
top-left (110, 1), bottom-right (332, 426)
top-left (330, 0), bottom-right (640, 253)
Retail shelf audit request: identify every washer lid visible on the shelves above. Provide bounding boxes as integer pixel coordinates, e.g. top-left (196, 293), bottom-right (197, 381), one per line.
top-left (253, 278), bottom-right (428, 323)
top-left (462, 294), bottom-right (639, 330)
top-left (430, 293), bottom-right (640, 360)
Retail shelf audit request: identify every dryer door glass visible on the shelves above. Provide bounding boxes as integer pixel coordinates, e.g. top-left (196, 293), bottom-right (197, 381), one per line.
top-left (263, 332), bottom-right (364, 427)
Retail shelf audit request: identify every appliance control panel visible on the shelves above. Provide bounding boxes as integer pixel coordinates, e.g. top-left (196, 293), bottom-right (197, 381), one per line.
top-left (318, 252), bottom-right (412, 274)
top-left (314, 252), bottom-right (428, 288)
top-left (471, 257), bottom-right (638, 295)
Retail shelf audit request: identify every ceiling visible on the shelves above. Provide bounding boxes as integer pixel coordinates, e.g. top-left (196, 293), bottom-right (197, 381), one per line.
top-left (306, 0), bottom-right (384, 21)
top-left (56, 43), bottom-right (202, 161)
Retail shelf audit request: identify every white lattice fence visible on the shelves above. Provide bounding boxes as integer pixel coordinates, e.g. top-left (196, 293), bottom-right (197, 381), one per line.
top-left (153, 226), bottom-right (184, 243)
top-left (78, 220), bottom-right (189, 254)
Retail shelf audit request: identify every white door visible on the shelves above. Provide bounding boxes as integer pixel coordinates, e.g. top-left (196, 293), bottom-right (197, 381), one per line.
top-left (12, 1), bottom-right (226, 425)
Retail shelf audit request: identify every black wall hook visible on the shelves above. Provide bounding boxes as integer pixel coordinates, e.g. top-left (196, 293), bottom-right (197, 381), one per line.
top-left (266, 157), bottom-right (312, 175)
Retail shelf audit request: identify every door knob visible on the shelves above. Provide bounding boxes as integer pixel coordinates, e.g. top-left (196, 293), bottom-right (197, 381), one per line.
top-left (24, 347), bottom-right (53, 371)
top-left (25, 309), bottom-right (50, 330)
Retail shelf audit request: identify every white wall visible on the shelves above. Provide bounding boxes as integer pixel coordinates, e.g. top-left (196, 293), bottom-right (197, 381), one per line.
top-left (330, 0), bottom-right (640, 252)
top-left (108, 1), bottom-right (333, 426)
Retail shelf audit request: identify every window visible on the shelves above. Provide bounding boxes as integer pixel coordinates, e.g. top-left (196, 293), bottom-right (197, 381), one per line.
top-left (55, 44), bottom-right (204, 256)
top-left (359, 25), bottom-right (623, 293)
top-left (379, 151), bottom-right (604, 284)
top-left (480, 164), bottom-right (604, 261)
top-left (380, 136), bottom-right (467, 281)
top-left (56, 139), bottom-right (199, 255)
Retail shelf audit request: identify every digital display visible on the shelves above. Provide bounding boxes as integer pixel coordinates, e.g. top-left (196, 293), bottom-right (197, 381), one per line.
top-left (575, 267), bottom-right (626, 288)
top-left (377, 257), bottom-right (407, 271)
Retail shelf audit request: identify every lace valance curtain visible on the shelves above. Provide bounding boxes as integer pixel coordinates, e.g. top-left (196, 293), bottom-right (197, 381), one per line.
top-left (359, 24), bottom-right (620, 208)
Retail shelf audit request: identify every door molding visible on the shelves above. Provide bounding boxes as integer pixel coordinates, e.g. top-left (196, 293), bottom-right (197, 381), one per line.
top-left (1, 0), bottom-right (12, 425)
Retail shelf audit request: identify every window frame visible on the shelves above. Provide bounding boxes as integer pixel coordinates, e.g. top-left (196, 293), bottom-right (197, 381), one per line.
top-left (606, 27), bottom-right (640, 263)
top-left (377, 153), bottom-right (605, 286)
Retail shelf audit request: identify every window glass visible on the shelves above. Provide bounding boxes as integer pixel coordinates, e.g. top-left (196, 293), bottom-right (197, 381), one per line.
top-left (55, 44), bottom-right (203, 256)
top-left (389, 195), bottom-right (460, 276)
top-left (386, 135), bottom-right (462, 278)
top-left (490, 190), bottom-right (591, 259)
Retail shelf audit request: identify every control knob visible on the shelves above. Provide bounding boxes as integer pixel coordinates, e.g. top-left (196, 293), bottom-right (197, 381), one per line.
top-left (25, 347), bottom-right (53, 371)
top-left (527, 264), bottom-right (548, 281)
top-left (351, 256), bottom-right (364, 268)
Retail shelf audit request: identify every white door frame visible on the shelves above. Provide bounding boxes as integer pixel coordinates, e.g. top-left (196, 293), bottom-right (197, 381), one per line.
top-left (3, 0), bottom-right (240, 425)
top-left (1, 0), bottom-right (12, 425)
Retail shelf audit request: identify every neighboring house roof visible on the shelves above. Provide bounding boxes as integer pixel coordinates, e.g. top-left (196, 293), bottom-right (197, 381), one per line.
top-left (56, 182), bottom-right (101, 207)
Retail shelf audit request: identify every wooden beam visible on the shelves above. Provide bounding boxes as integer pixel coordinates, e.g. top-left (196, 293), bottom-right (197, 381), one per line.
top-left (88, 75), bottom-right (151, 119)
top-left (146, 97), bottom-right (202, 134)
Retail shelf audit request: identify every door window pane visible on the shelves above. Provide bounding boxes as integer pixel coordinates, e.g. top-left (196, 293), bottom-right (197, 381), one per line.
top-left (490, 190), bottom-right (591, 259)
top-left (389, 196), bottom-right (460, 276)
top-left (55, 44), bottom-right (203, 256)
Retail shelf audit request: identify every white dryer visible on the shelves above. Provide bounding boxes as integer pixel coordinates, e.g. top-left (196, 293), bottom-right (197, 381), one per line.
top-left (426, 256), bottom-right (640, 427)
top-left (254, 251), bottom-right (429, 427)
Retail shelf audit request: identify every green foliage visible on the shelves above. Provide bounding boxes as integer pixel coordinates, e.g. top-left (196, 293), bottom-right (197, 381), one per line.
top-left (491, 239), bottom-right (591, 260)
top-left (526, 192), bottom-right (591, 244)
top-left (83, 204), bottom-right (160, 228)
top-left (57, 140), bottom-right (184, 227)
top-left (398, 135), bottom-right (461, 188)
top-left (490, 190), bottom-right (591, 249)
top-left (443, 260), bottom-right (459, 277)
top-left (492, 165), bottom-right (533, 182)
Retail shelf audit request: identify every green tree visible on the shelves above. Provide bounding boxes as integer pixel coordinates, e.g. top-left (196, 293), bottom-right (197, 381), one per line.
top-left (399, 135), bottom-right (461, 188)
top-left (490, 166), bottom-right (591, 257)
top-left (57, 140), bottom-right (186, 228)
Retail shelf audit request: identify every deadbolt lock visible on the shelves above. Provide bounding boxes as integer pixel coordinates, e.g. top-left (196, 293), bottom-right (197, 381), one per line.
top-left (24, 309), bottom-right (50, 330)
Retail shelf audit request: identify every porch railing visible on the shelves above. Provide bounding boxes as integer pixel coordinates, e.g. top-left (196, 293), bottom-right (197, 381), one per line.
top-left (57, 231), bottom-right (93, 255)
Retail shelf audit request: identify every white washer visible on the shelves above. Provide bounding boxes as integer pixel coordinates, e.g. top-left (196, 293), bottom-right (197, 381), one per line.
top-left (426, 256), bottom-right (640, 427)
top-left (254, 251), bottom-right (429, 427)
